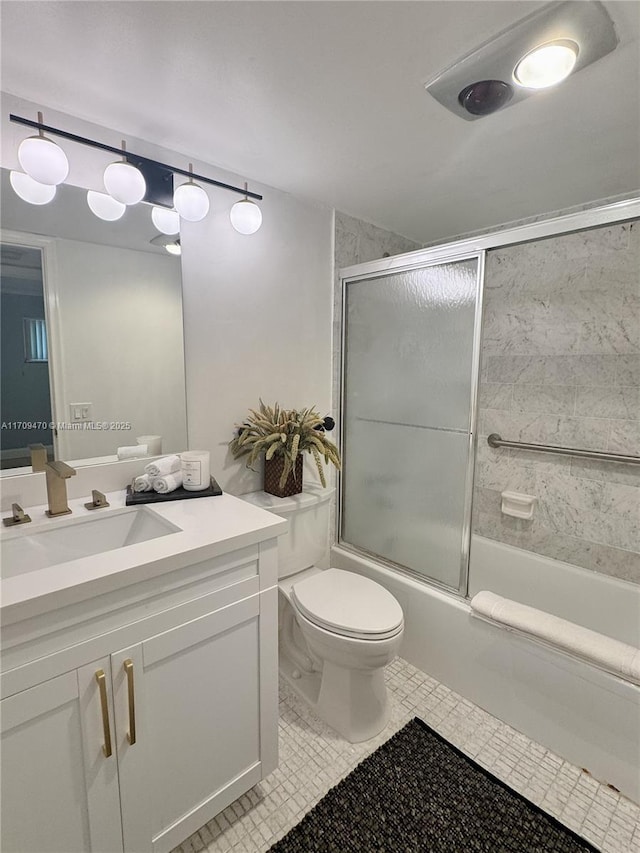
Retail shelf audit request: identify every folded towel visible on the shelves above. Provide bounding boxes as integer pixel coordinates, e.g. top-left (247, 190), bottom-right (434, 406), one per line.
top-left (118, 444), bottom-right (147, 460)
top-left (471, 591), bottom-right (640, 685)
top-left (145, 454), bottom-right (181, 477)
top-left (133, 473), bottom-right (154, 492)
top-left (154, 472), bottom-right (183, 494)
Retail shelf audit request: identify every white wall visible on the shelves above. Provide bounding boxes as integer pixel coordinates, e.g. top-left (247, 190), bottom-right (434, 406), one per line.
top-left (180, 198), bottom-right (333, 494)
top-left (1, 93), bottom-right (334, 499)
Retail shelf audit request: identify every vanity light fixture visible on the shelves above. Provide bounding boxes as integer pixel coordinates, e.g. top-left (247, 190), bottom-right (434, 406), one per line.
top-left (514, 40), bottom-right (579, 89)
top-left (9, 112), bottom-right (263, 232)
top-left (9, 170), bottom-right (56, 205)
top-left (103, 140), bottom-right (146, 205)
top-left (87, 190), bottom-right (126, 221)
top-left (17, 111), bottom-right (69, 185)
top-left (230, 182), bottom-right (263, 234)
top-left (173, 164), bottom-right (210, 223)
top-left (151, 205), bottom-right (180, 235)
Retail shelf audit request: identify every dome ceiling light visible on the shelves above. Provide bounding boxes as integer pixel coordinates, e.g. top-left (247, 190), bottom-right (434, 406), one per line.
top-left (425, 0), bottom-right (617, 120)
top-left (9, 113), bottom-right (263, 234)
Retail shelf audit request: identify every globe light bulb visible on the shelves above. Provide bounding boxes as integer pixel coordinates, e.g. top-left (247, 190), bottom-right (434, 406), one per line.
top-left (10, 171), bottom-right (56, 205)
top-left (18, 135), bottom-right (69, 185)
top-left (87, 190), bottom-right (126, 221)
top-left (230, 199), bottom-right (263, 235)
top-left (103, 160), bottom-right (146, 205)
top-left (173, 181), bottom-right (210, 222)
top-left (151, 206), bottom-right (180, 235)
top-left (514, 41), bottom-right (578, 89)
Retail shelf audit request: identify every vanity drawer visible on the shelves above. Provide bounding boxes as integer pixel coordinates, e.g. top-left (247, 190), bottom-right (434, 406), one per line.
top-left (1, 539), bottom-right (278, 696)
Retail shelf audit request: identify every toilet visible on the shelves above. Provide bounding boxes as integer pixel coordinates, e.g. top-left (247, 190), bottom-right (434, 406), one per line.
top-left (242, 486), bottom-right (404, 742)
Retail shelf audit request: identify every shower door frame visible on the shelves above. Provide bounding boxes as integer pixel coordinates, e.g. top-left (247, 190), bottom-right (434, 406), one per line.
top-left (338, 250), bottom-right (486, 597)
top-left (336, 196), bottom-right (640, 598)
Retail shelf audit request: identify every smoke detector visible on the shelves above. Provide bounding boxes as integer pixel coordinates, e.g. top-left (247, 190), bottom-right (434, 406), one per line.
top-left (425, 1), bottom-right (618, 120)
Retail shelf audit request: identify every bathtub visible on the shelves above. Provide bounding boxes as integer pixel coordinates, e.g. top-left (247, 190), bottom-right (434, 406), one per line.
top-left (331, 535), bottom-right (640, 804)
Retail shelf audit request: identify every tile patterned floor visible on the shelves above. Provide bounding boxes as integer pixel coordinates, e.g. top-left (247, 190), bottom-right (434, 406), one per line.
top-left (172, 658), bottom-right (640, 853)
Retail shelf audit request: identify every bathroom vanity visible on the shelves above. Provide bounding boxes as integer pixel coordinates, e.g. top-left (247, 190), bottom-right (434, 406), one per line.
top-left (0, 492), bottom-right (286, 853)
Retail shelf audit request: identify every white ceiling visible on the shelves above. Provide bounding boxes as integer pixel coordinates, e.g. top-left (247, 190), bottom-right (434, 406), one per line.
top-left (1, 0), bottom-right (638, 244)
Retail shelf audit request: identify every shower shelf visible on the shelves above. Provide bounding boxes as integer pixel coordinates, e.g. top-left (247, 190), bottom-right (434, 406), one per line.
top-left (487, 434), bottom-right (640, 465)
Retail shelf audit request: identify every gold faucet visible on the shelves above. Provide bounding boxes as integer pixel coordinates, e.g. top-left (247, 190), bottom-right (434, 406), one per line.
top-left (29, 443), bottom-right (48, 472)
top-left (45, 461), bottom-right (77, 517)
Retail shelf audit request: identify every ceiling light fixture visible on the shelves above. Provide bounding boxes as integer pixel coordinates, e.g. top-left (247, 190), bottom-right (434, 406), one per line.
top-left (230, 182), bottom-right (263, 234)
top-left (425, 0), bottom-right (618, 120)
top-left (514, 40), bottom-right (579, 89)
top-left (150, 233), bottom-right (181, 255)
top-left (173, 164), bottom-right (210, 222)
top-left (9, 171), bottom-right (56, 205)
top-left (17, 111), bottom-right (69, 185)
top-left (87, 190), bottom-right (126, 221)
top-left (9, 113), bottom-right (263, 234)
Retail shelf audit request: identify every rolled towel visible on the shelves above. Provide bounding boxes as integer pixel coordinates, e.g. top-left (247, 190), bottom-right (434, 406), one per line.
top-left (133, 473), bottom-right (154, 492)
top-left (471, 591), bottom-right (640, 685)
top-left (118, 444), bottom-right (148, 460)
top-left (153, 472), bottom-right (183, 494)
top-left (145, 454), bottom-right (181, 477)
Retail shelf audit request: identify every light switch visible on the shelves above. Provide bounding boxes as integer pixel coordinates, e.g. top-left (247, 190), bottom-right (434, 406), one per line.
top-left (69, 403), bottom-right (92, 423)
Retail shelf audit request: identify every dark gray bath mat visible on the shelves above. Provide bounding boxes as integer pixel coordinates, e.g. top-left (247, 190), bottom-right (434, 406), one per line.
top-left (268, 717), bottom-right (599, 852)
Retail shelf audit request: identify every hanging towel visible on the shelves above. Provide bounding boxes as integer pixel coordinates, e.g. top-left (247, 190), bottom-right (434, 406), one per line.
top-left (153, 472), bottom-right (183, 494)
top-left (145, 454), bottom-right (181, 477)
top-left (133, 473), bottom-right (154, 492)
top-left (118, 444), bottom-right (147, 460)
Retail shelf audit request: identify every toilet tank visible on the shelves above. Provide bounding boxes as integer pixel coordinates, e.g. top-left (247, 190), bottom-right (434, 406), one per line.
top-left (241, 486), bottom-right (334, 579)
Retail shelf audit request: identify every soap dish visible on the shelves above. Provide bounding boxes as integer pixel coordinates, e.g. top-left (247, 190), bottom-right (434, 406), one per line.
top-left (501, 491), bottom-right (537, 520)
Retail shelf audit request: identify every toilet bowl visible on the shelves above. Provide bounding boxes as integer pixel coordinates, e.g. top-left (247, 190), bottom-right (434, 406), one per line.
top-left (241, 487), bottom-right (404, 742)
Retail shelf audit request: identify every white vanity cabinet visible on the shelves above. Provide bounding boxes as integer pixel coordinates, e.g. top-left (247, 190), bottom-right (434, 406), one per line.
top-left (1, 660), bottom-right (123, 853)
top-left (1, 495), bottom-right (285, 853)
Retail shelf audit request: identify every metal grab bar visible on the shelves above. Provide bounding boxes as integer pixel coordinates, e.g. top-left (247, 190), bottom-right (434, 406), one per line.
top-left (487, 434), bottom-right (640, 465)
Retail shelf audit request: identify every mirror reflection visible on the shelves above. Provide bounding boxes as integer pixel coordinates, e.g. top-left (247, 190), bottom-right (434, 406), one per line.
top-left (0, 168), bottom-right (188, 472)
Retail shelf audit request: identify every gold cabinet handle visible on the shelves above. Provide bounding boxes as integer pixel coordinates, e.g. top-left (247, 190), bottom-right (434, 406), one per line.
top-left (95, 669), bottom-right (112, 758)
top-left (123, 659), bottom-right (136, 745)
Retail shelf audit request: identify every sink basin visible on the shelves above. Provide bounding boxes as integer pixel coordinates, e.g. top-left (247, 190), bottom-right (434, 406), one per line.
top-left (1, 506), bottom-right (181, 578)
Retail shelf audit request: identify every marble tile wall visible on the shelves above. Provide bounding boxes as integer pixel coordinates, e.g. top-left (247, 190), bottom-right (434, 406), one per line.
top-left (331, 211), bottom-right (421, 542)
top-left (475, 220), bottom-right (640, 583)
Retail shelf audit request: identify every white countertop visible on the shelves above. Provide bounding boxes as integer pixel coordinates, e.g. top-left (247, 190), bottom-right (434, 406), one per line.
top-left (1, 489), bottom-right (288, 625)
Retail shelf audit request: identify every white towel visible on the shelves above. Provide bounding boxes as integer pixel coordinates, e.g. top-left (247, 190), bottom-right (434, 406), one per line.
top-left (133, 473), bottom-right (154, 492)
top-left (471, 591), bottom-right (640, 685)
top-left (118, 444), bottom-right (147, 460)
top-left (145, 454), bottom-right (181, 477)
top-left (153, 472), bottom-right (183, 494)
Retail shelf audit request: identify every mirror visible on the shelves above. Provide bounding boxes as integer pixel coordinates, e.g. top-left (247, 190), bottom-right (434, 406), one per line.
top-left (0, 168), bottom-right (188, 473)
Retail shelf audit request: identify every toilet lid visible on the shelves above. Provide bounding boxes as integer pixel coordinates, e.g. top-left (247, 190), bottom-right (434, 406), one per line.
top-left (291, 568), bottom-right (403, 639)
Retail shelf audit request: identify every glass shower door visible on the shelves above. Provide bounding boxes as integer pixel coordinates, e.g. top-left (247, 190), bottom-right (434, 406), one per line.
top-left (340, 256), bottom-right (482, 592)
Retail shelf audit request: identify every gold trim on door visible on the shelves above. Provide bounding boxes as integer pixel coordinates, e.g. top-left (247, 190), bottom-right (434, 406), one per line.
top-left (123, 659), bottom-right (136, 746)
top-left (95, 669), bottom-right (112, 757)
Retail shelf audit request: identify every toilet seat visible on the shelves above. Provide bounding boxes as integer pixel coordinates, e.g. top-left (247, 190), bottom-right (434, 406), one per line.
top-left (291, 568), bottom-right (404, 641)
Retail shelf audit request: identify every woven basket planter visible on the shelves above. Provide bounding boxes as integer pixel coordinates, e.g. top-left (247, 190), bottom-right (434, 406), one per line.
top-left (264, 454), bottom-right (303, 498)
